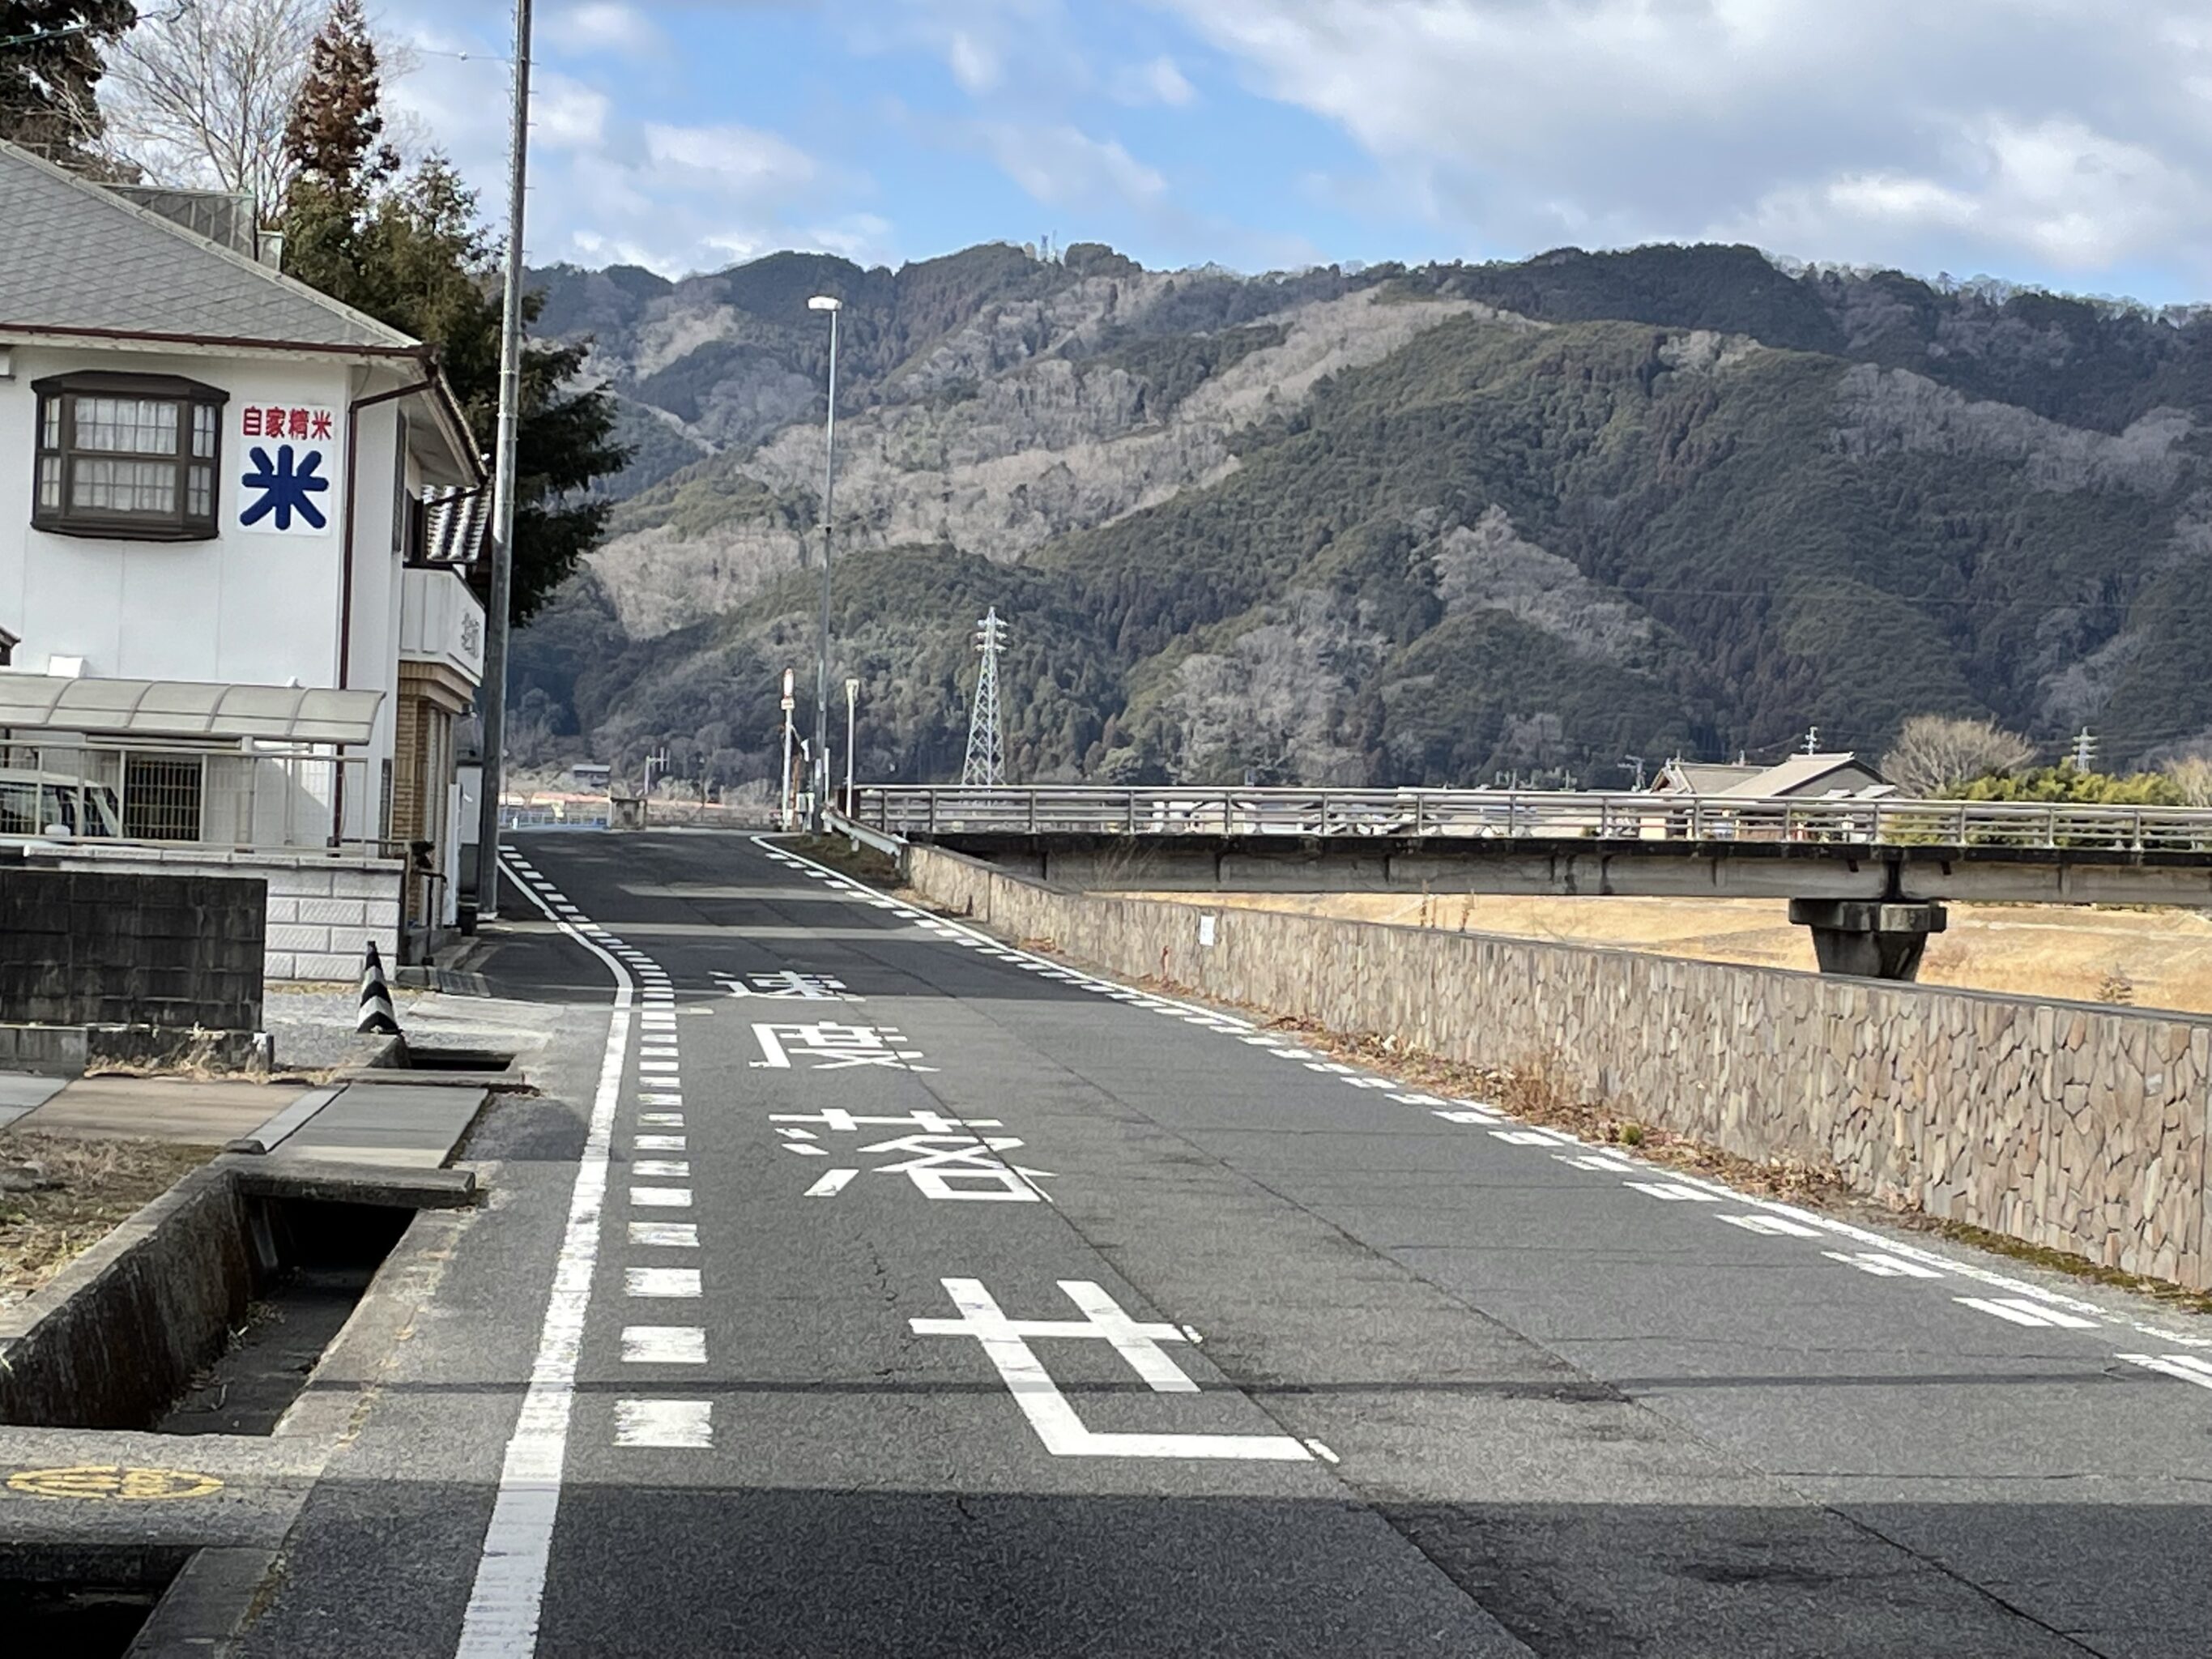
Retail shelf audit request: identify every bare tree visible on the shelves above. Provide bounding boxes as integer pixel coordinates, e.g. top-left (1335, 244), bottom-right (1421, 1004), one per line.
top-left (1881, 714), bottom-right (2038, 796)
top-left (2163, 755), bottom-right (2212, 808)
top-left (101, 0), bottom-right (322, 215)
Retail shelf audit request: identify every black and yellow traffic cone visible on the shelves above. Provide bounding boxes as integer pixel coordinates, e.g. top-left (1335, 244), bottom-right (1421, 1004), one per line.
top-left (357, 939), bottom-right (402, 1036)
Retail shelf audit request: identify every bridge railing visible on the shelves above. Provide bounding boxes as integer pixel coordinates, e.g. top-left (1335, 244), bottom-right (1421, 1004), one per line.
top-left (850, 786), bottom-right (2212, 854)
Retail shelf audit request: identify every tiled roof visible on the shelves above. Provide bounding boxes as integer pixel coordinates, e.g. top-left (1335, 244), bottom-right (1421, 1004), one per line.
top-left (0, 140), bottom-right (418, 352)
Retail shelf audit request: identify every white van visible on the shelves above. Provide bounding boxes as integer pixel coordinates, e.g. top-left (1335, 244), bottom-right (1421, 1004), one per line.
top-left (0, 768), bottom-right (124, 838)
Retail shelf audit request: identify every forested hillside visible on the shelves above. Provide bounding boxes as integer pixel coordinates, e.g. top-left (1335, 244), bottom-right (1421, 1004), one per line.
top-left (512, 241), bottom-right (2212, 792)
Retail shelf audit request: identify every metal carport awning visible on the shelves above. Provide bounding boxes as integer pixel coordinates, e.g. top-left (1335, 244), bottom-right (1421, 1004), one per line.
top-left (0, 673), bottom-right (384, 745)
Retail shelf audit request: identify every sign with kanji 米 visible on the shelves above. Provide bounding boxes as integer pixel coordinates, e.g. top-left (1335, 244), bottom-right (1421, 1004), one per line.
top-left (235, 402), bottom-right (338, 536)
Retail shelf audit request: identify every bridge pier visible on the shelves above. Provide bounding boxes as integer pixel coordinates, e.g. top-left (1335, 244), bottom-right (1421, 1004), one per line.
top-left (1788, 899), bottom-right (1948, 982)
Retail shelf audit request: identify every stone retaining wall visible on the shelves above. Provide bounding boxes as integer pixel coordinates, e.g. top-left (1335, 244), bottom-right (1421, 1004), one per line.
top-left (13, 841), bottom-right (403, 982)
top-left (907, 844), bottom-right (2212, 1291)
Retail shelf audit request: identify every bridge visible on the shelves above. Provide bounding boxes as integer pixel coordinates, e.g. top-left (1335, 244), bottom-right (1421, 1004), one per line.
top-left (848, 785), bottom-right (2212, 979)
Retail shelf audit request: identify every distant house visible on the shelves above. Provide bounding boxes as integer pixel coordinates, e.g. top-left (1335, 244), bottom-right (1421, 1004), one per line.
top-left (0, 141), bottom-right (486, 975)
top-left (1652, 752), bottom-right (1893, 800)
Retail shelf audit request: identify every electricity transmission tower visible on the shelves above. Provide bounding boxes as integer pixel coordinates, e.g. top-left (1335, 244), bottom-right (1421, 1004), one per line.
top-left (961, 608), bottom-right (1008, 786)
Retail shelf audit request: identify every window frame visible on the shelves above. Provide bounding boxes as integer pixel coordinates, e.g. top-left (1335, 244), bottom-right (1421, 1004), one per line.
top-left (30, 371), bottom-right (229, 543)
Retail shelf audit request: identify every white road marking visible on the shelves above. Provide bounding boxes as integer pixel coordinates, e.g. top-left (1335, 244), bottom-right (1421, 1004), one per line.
top-left (804, 1169), bottom-right (859, 1196)
top-left (1432, 1109), bottom-right (1497, 1125)
top-left (1824, 1250), bottom-right (1943, 1279)
top-left (910, 1278), bottom-right (1310, 1461)
top-left (1556, 1153), bottom-right (1639, 1174)
top-left (624, 1268), bottom-right (702, 1299)
top-left (1719, 1213), bottom-right (1824, 1238)
top-left (634, 1135), bottom-right (686, 1151)
top-left (1341, 1077), bottom-right (1398, 1090)
top-left (632, 1160), bottom-right (690, 1178)
top-left (2120, 1353), bottom-right (2212, 1389)
top-left (628, 1222), bottom-right (697, 1247)
top-left (613, 1400), bottom-right (712, 1448)
top-left (639, 1094), bottom-right (684, 1108)
top-left (639, 1111), bottom-right (684, 1126)
top-left (629, 1188), bottom-right (693, 1208)
top-left (782, 1144), bottom-right (832, 1157)
top-left (1956, 1296), bottom-right (2100, 1330)
top-left (454, 860), bottom-right (632, 1657)
top-left (620, 1326), bottom-right (707, 1364)
top-left (1388, 1092), bottom-right (1446, 1105)
top-left (1491, 1128), bottom-right (1572, 1146)
top-left (1625, 1181), bottom-right (1722, 1202)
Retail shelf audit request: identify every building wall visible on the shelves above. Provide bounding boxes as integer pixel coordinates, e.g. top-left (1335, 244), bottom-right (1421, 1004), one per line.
top-left (906, 845), bottom-right (2212, 1292)
top-left (0, 344), bottom-right (417, 842)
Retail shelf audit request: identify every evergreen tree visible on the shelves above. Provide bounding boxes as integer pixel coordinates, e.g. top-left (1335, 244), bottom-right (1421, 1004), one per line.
top-left (280, 0), bottom-right (391, 203)
top-left (283, 151), bottom-right (628, 624)
top-left (0, 0), bottom-right (135, 167)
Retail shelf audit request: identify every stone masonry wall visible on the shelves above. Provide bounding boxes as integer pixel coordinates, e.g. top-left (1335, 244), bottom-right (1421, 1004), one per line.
top-left (19, 842), bottom-right (402, 983)
top-left (907, 845), bottom-right (2212, 1292)
top-left (0, 867), bottom-right (264, 1030)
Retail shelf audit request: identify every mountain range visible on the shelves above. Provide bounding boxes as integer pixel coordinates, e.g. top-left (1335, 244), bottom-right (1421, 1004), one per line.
top-left (509, 240), bottom-right (2212, 793)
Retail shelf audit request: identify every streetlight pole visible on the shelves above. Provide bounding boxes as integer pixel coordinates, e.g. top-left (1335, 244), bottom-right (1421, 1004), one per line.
top-left (844, 676), bottom-right (859, 812)
top-left (778, 666), bottom-right (795, 831)
top-left (806, 294), bottom-right (841, 830)
top-left (472, 0), bottom-right (532, 922)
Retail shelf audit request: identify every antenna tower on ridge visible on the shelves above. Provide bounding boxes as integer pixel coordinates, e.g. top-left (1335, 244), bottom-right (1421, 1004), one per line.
top-left (961, 607), bottom-right (1009, 786)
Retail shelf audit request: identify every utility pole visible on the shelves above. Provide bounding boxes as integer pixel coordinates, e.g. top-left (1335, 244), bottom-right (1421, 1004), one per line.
top-left (2073, 727), bottom-right (2098, 771)
top-left (778, 667), bottom-right (795, 830)
top-left (807, 294), bottom-right (842, 828)
top-left (471, 0), bottom-right (532, 921)
top-left (961, 608), bottom-right (1008, 787)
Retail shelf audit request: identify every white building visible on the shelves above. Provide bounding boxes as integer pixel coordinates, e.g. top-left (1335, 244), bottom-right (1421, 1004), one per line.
top-left (0, 142), bottom-right (486, 977)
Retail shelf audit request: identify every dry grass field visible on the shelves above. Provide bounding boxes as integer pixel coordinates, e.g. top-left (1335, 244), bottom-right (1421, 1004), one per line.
top-left (1157, 893), bottom-right (2212, 1015)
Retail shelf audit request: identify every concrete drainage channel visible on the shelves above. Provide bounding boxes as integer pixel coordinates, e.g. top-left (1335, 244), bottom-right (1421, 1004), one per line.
top-left (0, 1041), bottom-right (525, 1655)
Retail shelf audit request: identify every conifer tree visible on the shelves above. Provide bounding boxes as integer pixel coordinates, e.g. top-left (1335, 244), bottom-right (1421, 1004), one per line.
top-left (280, 0), bottom-right (392, 202)
top-left (0, 0), bottom-right (135, 168)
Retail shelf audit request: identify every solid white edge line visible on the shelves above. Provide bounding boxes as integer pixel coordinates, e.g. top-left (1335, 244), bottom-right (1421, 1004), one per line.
top-left (453, 856), bottom-right (633, 1657)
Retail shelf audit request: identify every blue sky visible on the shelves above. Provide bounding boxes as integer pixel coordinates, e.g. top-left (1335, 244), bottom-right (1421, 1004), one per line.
top-left (381, 1), bottom-right (2212, 305)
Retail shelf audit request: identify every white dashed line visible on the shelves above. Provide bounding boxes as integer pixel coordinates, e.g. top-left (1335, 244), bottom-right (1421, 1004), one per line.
top-left (628, 1222), bottom-right (697, 1247)
top-left (629, 1188), bottom-right (693, 1209)
top-left (620, 1326), bottom-right (707, 1364)
top-left (1719, 1213), bottom-right (1824, 1239)
top-left (1955, 1296), bottom-right (2099, 1330)
top-left (613, 1400), bottom-right (712, 1448)
top-left (624, 1268), bottom-right (702, 1299)
top-left (1624, 1181), bottom-right (1722, 1203)
top-left (1823, 1250), bottom-right (1944, 1279)
top-left (634, 1135), bottom-right (686, 1152)
top-left (2120, 1353), bottom-right (2212, 1389)
top-left (1491, 1128), bottom-right (1573, 1147)
top-left (632, 1161), bottom-right (690, 1179)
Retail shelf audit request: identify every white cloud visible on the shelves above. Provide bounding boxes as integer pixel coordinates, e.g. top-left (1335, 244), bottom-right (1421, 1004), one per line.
top-left (970, 121), bottom-right (1168, 212)
top-left (1112, 54), bottom-right (1195, 108)
top-left (543, 2), bottom-right (664, 60)
top-left (1154, 0), bottom-right (2212, 285)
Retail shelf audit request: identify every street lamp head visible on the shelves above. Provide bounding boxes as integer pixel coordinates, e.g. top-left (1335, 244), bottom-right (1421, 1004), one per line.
top-left (808, 295), bottom-right (842, 312)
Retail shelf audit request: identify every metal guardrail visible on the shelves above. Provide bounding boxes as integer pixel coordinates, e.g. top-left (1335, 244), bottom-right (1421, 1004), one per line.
top-left (852, 785), bottom-right (2212, 855)
top-left (823, 807), bottom-right (906, 859)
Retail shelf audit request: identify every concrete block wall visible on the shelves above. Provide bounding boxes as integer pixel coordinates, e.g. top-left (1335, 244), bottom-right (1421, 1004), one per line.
top-left (0, 867), bottom-right (265, 1030)
top-left (907, 845), bottom-right (2212, 1293)
top-left (17, 842), bottom-right (402, 984)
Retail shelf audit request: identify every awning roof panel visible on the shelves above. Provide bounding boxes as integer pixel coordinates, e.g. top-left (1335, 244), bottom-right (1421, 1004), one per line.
top-left (0, 673), bottom-right (383, 745)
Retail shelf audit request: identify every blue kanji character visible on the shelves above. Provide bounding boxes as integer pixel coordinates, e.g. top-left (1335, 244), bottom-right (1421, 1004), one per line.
top-left (240, 444), bottom-right (330, 531)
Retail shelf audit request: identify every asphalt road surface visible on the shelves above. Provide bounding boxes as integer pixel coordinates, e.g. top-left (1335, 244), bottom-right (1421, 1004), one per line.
top-left (241, 830), bottom-right (2212, 1658)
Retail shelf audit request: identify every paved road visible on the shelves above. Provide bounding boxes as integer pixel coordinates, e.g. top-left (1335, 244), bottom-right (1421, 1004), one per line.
top-left (241, 830), bottom-right (2212, 1657)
